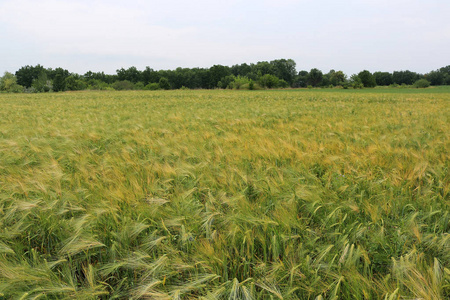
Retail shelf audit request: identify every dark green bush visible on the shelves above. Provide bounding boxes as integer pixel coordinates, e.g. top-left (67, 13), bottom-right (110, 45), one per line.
top-left (158, 77), bottom-right (171, 90)
top-left (413, 79), bottom-right (430, 88)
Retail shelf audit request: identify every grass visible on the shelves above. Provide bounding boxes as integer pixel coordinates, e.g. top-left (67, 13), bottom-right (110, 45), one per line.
top-left (0, 89), bottom-right (449, 299)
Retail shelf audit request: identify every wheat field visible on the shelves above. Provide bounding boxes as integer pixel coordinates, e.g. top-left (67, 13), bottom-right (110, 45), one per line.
top-left (0, 89), bottom-right (449, 299)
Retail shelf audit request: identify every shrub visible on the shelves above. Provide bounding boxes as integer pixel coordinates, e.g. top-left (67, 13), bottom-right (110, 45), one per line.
top-left (144, 83), bottom-right (161, 90)
top-left (112, 80), bottom-right (135, 91)
top-left (242, 82), bottom-right (262, 90)
top-left (413, 79), bottom-right (430, 88)
top-left (134, 82), bottom-right (145, 90)
top-left (88, 80), bottom-right (111, 90)
top-left (259, 74), bottom-right (279, 88)
top-left (229, 76), bottom-right (250, 89)
top-left (278, 79), bottom-right (289, 88)
top-left (0, 72), bottom-right (24, 93)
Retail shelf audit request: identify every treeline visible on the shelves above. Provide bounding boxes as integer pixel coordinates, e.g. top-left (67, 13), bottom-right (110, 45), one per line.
top-left (1, 59), bottom-right (449, 93)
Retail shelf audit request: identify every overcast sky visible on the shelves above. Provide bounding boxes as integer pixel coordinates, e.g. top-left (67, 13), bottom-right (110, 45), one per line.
top-left (1, 0), bottom-right (449, 76)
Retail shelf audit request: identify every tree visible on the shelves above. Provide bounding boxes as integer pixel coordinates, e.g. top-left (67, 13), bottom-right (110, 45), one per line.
top-left (392, 70), bottom-right (419, 85)
top-left (358, 70), bottom-right (376, 87)
top-left (218, 75), bottom-right (236, 89)
top-left (330, 71), bottom-right (346, 86)
top-left (15, 64), bottom-right (46, 88)
top-left (158, 77), bottom-right (171, 90)
top-left (439, 65), bottom-right (450, 85)
top-left (350, 74), bottom-right (363, 89)
top-left (259, 74), bottom-right (279, 88)
top-left (208, 65), bottom-right (231, 88)
top-left (0, 72), bottom-right (23, 93)
top-left (32, 71), bottom-right (51, 92)
top-left (52, 68), bottom-right (69, 92)
top-left (117, 67), bottom-right (142, 83)
top-left (142, 67), bottom-right (159, 85)
top-left (373, 72), bottom-right (393, 86)
top-left (307, 68), bottom-right (323, 87)
top-left (294, 70), bottom-right (309, 88)
top-left (231, 63), bottom-right (252, 77)
top-left (426, 70), bottom-right (444, 86)
top-left (65, 76), bottom-right (87, 91)
top-left (254, 61), bottom-right (274, 77)
top-left (270, 59), bottom-right (296, 85)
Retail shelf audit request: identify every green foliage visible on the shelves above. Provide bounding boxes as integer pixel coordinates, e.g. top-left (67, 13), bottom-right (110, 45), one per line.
top-left (278, 79), bottom-right (289, 88)
top-left (117, 66), bottom-right (142, 83)
top-left (259, 74), bottom-right (280, 88)
top-left (32, 71), bottom-right (52, 92)
top-left (87, 79), bottom-right (112, 90)
top-left (413, 78), bottom-right (431, 88)
top-left (307, 68), bottom-right (323, 87)
top-left (111, 80), bottom-right (135, 90)
top-left (217, 75), bottom-right (236, 89)
top-left (248, 79), bottom-right (254, 90)
top-left (0, 72), bottom-right (24, 93)
top-left (158, 77), bottom-right (171, 90)
top-left (144, 82), bottom-right (161, 90)
top-left (134, 82), bottom-right (145, 90)
top-left (65, 76), bottom-right (87, 91)
top-left (374, 71), bottom-right (393, 86)
top-left (330, 70), bottom-right (346, 86)
top-left (7, 62), bottom-right (450, 94)
top-left (209, 65), bottom-right (231, 88)
top-left (228, 75), bottom-right (251, 89)
top-left (426, 70), bottom-right (444, 85)
top-left (358, 70), bottom-right (376, 87)
top-left (269, 58), bottom-right (296, 85)
top-left (393, 70), bottom-right (420, 85)
top-left (294, 70), bottom-right (309, 87)
top-left (15, 64), bottom-right (46, 88)
top-left (350, 74), bottom-right (363, 89)
top-left (52, 68), bottom-right (69, 92)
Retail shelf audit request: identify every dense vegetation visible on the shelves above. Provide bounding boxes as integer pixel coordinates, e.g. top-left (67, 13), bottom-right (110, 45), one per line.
top-left (0, 89), bottom-right (448, 299)
top-left (1, 59), bottom-right (449, 93)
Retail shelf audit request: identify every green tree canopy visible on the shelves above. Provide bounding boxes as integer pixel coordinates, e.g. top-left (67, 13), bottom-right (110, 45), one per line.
top-left (15, 64), bottom-right (46, 88)
top-left (358, 70), bottom-right (376, 87)
top-left (0, 72), bottom-right (23, 93)
top-left (52, 68), bottom-right (70, 92)
top-left (307, 68), bottom-right (323, 87)
top-left (373, 72), bottom-right (393, 86)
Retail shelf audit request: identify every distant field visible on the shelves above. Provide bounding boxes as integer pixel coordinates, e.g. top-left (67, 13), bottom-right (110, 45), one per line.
top-left (0, 89), bottom-right (449, 299)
